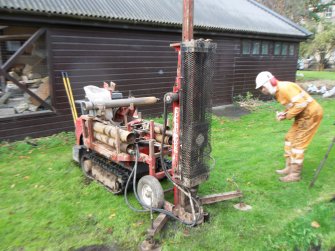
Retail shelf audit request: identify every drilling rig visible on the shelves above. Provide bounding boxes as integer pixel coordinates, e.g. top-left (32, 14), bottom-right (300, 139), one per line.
top-left (72, 0), bottom-right (242, 247)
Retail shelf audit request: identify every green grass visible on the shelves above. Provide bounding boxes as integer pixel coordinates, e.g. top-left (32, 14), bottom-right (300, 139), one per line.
top-left (1, 98), bottom-right (335, 251)
top-left (297, 70), bottom-right (335, 81)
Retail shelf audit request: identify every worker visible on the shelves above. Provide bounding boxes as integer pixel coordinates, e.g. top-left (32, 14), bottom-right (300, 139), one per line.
top-left (255, 71), bottom-right (323, 182)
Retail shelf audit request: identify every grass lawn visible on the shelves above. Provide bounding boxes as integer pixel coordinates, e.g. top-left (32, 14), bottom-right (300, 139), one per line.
top-left (297, 70), bottom-right (335, 81)
top-left (1, 98), bottom-right (335, 251)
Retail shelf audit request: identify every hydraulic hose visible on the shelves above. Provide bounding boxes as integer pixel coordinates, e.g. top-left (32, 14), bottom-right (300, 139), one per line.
top-left (158, 93), bottom-right (201, 226)
top-left (124, 144), bottom-right (148, 213)
top-left (126, 145), bottom-right (200, 226)
top-left (125, 95), bottom-right (202, 226)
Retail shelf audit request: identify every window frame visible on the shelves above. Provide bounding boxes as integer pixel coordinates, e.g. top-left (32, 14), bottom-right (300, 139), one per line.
top-left (261, 41), bottom-right (269, 55)
top-left (242, 39), bottom-right (270, 56)
top-left (242, 40), bottom-right (252, 55)
top-left (274, 42), bottom-right (281, 56)
top-left (242, 39), bottom-right (296, 57)
top-left (281, 43), bottom-right (288, 56)
top-left (252, 41), bottom-right (261, 55)
top-left (325, 6), bottom-right (333, 18)
top-left (288, 44), bottom-right (295, 56)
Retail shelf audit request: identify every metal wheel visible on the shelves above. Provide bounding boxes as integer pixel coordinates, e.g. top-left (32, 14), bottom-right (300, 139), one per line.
top-left (137, 175), bottom-right (164, 208)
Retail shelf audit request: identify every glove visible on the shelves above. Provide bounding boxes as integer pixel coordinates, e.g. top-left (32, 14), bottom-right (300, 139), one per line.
top-left (276, 111), bottom-right (286, 121)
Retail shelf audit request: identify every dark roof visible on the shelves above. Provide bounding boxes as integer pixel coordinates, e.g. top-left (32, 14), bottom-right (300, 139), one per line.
top-left (0, 0), bottom-right (312, 38)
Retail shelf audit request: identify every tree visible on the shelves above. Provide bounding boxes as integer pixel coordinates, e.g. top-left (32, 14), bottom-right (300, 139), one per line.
top-left (254, 0), bottom-right (335, 22)
top-left (256, 0), bottom-right (335, 70)
top-left (307, 0), bottom-right (335, 21)
top-left (300, 20), bottom-right (335, 70)
top-left (254, 0), bottom-right (308, 23)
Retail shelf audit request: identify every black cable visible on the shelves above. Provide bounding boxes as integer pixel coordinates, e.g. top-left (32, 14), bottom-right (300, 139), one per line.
top-left (203, 142), bottom-right (216, 170)
top-left (124, 145), bottom-right (148, 213)
top-left (125, 145), bottom-right (199, 226)
top-left (157, 94), bottom-right (201, 226)
top-left (124, 100), bottom-right (202, 226)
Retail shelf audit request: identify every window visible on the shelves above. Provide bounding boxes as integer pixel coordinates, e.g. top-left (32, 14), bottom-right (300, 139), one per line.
top-left (261, 42), bottom-right (269, 55)
top-left (325, 6), bottom-right (332, 18)
top-left (281, 43), bottom-right (288, 56)
top-left (242, 40), bottom-right (251, 55)
top-left (242, 39), bottom-right (295, 57)
top-left (242, 40), bottom-right (269, 55)
top-left (0, 26), bottom-right (52, 118)
top-left (274, 42), bottom-right (281, 55)
top-left (6, 41), bottom-right (22, 51)
top-left (289, 44), bottom-right (295, 56)
top-left (252, 41), bottom-right (261, 55)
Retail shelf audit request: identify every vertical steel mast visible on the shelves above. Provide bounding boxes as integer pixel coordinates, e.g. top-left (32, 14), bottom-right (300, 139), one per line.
top-left (171, 0), bottom-right (194, 208)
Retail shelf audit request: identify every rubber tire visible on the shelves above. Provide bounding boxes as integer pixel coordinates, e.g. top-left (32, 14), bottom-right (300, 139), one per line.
top-left (137, 175), bottom-right (164, 209)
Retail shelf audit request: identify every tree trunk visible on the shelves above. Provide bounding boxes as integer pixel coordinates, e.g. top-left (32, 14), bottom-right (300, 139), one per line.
top-left (318, 63), bottom-right (324, 71)
top-left (318, 51), bottom-right (326, 71)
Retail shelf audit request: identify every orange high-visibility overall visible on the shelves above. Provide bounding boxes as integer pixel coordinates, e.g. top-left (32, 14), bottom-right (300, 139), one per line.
top-left (275, 81), bottom-right (323, 166)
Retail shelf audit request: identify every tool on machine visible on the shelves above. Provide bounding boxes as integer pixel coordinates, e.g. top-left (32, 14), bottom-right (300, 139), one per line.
top-left (309, 136), bottom-right (335, 188)
top-left (71, 0), bottom-right (243, 248)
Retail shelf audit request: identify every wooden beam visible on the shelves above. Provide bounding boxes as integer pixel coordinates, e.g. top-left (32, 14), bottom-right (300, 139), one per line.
top-left (1, 28), bottom-right (46, 71)
top-left (147, 213), bottom-right (169, 238)
top-left (0, 67), bottom-right (55, 112)
top-left (0, 34), bottom-right (32, 41)
top-left (0, 31), bottom-right (4, 86)
top-left (200, 191), bottom-right (243, 205)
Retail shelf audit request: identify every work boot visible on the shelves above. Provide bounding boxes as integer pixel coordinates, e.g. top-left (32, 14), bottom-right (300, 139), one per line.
top-left (279, 163), bottom-right (302, 182)
top-left (276, 158), bottom-right (291, 175)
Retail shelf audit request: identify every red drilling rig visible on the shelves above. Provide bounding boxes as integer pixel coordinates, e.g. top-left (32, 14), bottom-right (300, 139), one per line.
top-left (72, 0), bottom-right (242, 247)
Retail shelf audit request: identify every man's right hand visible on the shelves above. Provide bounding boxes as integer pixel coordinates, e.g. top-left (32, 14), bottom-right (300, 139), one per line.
top-left (276, 111), bottom-right (286, 121)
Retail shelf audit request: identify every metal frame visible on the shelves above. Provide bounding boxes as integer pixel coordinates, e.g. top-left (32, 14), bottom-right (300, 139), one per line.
top-left (79, 115), bottom-right (173, 180)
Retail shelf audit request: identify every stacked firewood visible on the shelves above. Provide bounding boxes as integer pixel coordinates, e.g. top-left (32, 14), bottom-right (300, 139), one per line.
top-left (0, 64), bottom-right (49, 116)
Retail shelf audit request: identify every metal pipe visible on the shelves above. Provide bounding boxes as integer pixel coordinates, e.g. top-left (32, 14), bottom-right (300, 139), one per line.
top-left (182, 0), bottom-right (194, 41)
top-left (155, 134), bottom-right (172, 145)
top-left (154, 124), bottom-right (172, 136)
top-left (309, 136), bottom-right (335, 188)
top-left (94, 132), bottom-right (134, 154)
top-left (93, 122), bottom-right (135, 143)
top-left (83, 97), bottom-right (159, 110)
top-left (155, 127), bottom-right (173, 137)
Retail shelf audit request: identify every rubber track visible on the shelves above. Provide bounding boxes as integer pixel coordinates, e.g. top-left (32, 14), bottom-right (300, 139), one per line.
top-left (83, 151), bottom-right (172, 195)
top-left (85, 151), bottom-right (131, 194)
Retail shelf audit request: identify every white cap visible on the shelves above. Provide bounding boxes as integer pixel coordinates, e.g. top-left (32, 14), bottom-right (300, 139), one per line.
top-left (255, 71), bottom-right (274, 89)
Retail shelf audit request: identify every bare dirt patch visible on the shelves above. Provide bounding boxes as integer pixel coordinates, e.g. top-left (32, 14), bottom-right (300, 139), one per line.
top-left (213, 104), bottom-right (250, 119)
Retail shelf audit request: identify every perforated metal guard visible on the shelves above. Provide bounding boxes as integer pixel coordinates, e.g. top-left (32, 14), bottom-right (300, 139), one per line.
top-left (180, 39), bottom-right (216, 188)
